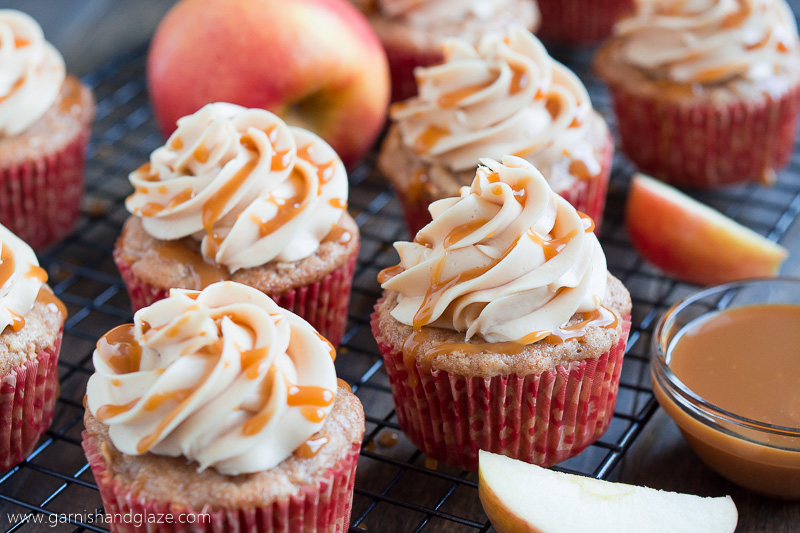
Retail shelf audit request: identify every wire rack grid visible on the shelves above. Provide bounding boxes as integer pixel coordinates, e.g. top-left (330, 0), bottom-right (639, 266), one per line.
top-left (2, 28), bottom-right (800, 533)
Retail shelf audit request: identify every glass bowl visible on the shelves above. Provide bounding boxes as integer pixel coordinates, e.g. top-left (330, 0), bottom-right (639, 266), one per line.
top-left (651, 278), bottom-right (800, 499)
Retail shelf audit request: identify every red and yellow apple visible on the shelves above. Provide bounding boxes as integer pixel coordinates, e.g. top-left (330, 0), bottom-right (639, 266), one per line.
top-left (147, 0), bottom-right (390, 167)
top-left (626, 173), bottom-right (788, 286)
top-left (478, 450), bottom-right (738, 533)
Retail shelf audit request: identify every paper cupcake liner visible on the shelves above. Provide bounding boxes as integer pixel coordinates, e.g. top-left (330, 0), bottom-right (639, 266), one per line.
top-left (0, 126), bottom-right (90, 250)
top-left (83, 434), bottom-right (360, 533)
top-left (383, 43), bottom-right (443, 103)
top-left (371, 306), bottom-right (631, 471)
top-left (0, 331), bottom-right (62, 471)
top-left (610, 84), bottom-right (800, 188)
top-left (395, 133), bottom-right (613, 237)
top-left (115, 249), bottom-right (358, 348)
top-left (537, 0), bottom-right (634, 44)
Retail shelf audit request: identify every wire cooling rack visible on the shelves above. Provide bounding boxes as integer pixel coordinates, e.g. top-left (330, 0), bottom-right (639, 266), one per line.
top-left (3, 26), bottom-right (800, 533)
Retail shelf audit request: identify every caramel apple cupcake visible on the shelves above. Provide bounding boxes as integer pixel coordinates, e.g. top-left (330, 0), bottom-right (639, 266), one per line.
top-left (114, 103), bottom-right (359, 347)
top-left (372, 156), bottom-right (631, 471)
top-left (379, 27), bottom-right (613, 235)
top-left (0, 10), bottom-right (94, 249)
top-left (353, 0), bottom-right (540, 101)
top-left (537, 0), bottom-right (634, 44)
top-left (595, 0), bottom-right (800, 188)
top-left (83, 282), bottom-right (364, 532)
top-left (0, 223), bottom-right (66, 470)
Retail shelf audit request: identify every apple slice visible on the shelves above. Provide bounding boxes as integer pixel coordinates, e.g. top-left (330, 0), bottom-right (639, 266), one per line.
top-left (478, 450), bottom-right (737, 533)
top-left (626, 173), bottom-right (788, 286)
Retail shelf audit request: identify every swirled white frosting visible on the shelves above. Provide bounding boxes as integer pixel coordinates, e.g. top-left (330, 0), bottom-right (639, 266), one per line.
top-left (0, 10), bottom-right (66, 136)
top-left (377, 0), bottom-right (512, 24)
top-left (391, 27), bottom-right (603, 189)
top-left (125, 103), bottom-right (349, 272)
top-left (86, 282), bottom-right (338, 475)
top-left (0, 223), bottom-right (49, 332)
top-left (615, 0), bottom-right (799, 83)
top-left (381, 156), bottom-right (607, 343)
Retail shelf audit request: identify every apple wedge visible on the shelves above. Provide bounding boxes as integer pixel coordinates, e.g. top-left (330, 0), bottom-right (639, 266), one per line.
top-left (626, 173), bottom-right (788, 286)
top-left (478, 450), bottom-right (737, 533)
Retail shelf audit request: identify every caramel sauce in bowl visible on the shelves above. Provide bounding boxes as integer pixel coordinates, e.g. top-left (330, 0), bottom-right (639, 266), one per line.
top-left (651, 278), bottom-right (800, 499)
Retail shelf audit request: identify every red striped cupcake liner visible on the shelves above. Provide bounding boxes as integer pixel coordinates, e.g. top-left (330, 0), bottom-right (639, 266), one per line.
top-left (537, 0), bottom-right (634, 44)
top-left (371, 307), bottom-right (631, 471)
top-left (0, 331), bottom-right (62, 471)
top-left (0, 126), bottom-right (90, 250)
top-left (383, 44), bottom-right (443, 103)
top-left (610, 84), bottom-right (800, 188)
top-left (114, 249), bottom-right (358, 348)
top-left (82, 434), bottom-right (360, 533)
top-left (394, 133), bottom-right (613, 237)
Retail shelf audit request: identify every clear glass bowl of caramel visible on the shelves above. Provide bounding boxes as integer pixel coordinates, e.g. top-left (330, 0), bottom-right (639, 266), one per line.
top-left (652, 278), bottom-right (800, 499)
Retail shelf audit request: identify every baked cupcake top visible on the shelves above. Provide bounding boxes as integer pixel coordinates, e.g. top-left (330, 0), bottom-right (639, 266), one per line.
top-left (390, 27), bottom-right (604, 189)
top-left (613, 0), bottom-right (799, 87)
top-left (125, 103), bottom-right (349, 272)
top-left (0, 222), bottom-right (63, 334)
top-left (86, 281), bottom-right (338, 475)
top-left (380, 156), bottom-right (609, 344)
top-left (0, 10), bottom-right (66, 137)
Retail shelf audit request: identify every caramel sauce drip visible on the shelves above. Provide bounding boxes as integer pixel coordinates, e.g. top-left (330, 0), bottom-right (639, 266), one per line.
top-left (437, 79), bottom-right (494, 108)
top-left (746, 30), bottom-right (772, 51)
top-left (578, 211), bottom-right (596, 233)
top-left (569, 116), bottom-right (582, 129)
top-left (297, 144), bottom-right (337, 188)
top-left (777, 41), bottom-right (790, 53)
top-left (527, 227), bottom-right (579, 261)
top-left (8, 309), bottom-right (24, 332)
top-left (0, 76), bottom-right (25, 104)
top-left (143, 388), bottom-right (194, 411)
top-left (407, 169), bottom-right (429, 204)
top-left (443, 218), bottom-right (488, 249)
top-left (509, 63), bottom-right (528, 95)
top-left (97, 324), bottom-right (142, 375)
top-left (337, 378), bottom-right (352, 392)
top-left (137, 385), bottom-right (200, 453)
top-left (378, 264), bottom-right (404, 285)
top-left (0, 244), bottom-right (16, 293)
top-left (323, 224), bottom-right (352, 244)
top-left (329, 198), bottom-right (347, 209)
top-left (378, 431), bottom-right (400, 448)
top-left (241, 366), bottom-right (278, 436)
top-left (140, 202), bottom-right (164, 217)
top-left (691, 64), bottom-right (744, 84)
top-left (544, 95), bottom-right (561, 119)
top-left (271, 149), bottom-right (292, 171)
top-left (300, 406), bottom-right (327, 423)
top-left (36, 287), bottom-right (67, 320)
top-left (150, 242), bottom-right (227, 289)
top-left (162, 315), bottom-right (191, 339)
top-left (14, 37), bottom-right (30, 48)
top-left (721, 0), bottom-right (752, 29)
top-left (241, 345), bottom-right (270, 379)
top-left (26, 265), bottom-right (47, 283)
top-left (201, 159), bottom-right (258, 256)
top-left (250, 168), bottom-right (313, 238)
top-left (135, 162), bottom-right (160, 182)
top-left (166, 188), bottom-right (195, 209)
top-left (316, 331), bottom-right (337, 361)
top-left (294, 436), bottom-right (329, 459)
top-left (97, 398), bottom-right (140, 422)
top-left (170, 136), bottom-right (183, 150)
top-left (193, 143), bottom-right (209, 163)
top-left (568, 160), bottom-right (595, 181)
top-left (413, 125), bottom-right (450, 154)
top-left (287, 385), bottom-right (334, 408)
top-left (57, 77), bottom-right (84, 114)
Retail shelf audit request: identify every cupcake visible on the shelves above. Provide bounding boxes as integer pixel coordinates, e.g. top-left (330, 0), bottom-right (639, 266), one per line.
top-left (352, 0), bottom-right (540, 102)
top-left (0, 223), bottom-right (66, 470)
top-left (537, 0), bottom-right (635, 44)
top-left (379, 27), bottom-right (614, 236)
top-left (371, 156), bottom-right (632, 471)
top-left (595, 0), bottom-right (800, 188)
top-left (83, 281), bottom-right (365, 532)
top-left (114, 103), bottom-right (359, 347)
top-left (0, 10), bottom-right (95, 249)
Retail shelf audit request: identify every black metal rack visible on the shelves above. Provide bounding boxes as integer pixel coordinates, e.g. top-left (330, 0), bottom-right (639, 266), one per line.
top-left (2, 27), bottom-right (800, 533)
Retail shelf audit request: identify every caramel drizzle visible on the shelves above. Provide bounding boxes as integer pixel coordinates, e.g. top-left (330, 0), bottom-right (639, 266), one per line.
top-left (294, 436), bottom-right (329, 459)
top-left (0, 244), bottom-right (16, 294)
top-left (242, 366), bottom-right (279, 436)
top-left (509, 63), bottom-right (528, 95)
top-left (202, 159), bottom-right (258, 257)
top-left (0, 76), bottom-right (25, 104)
top-left (443, 218), bottom-right (489, 249)
top-left (250, 168), bottom-right (313, 238)
top-left (36, 286), bottom-right (67, 320)
top-left (414, 125), bottom-right (450, 154)
top-left (26, 265), bottom-right (47, 283)
top-left (150, 242), bottom-right (227, 289)
top-left (297, 144), bottom-right (337, 190)
top-left (437, 79), bottom-right (494, 109)
top-left (97, 324), bottom-right (142, 374)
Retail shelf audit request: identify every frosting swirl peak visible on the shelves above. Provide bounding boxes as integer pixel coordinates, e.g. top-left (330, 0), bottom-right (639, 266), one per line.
top-left (0, 10), bottom-right (66, 136)
top-left (86, 282), bottom-right (338, 475)
top-left (615, 0), bottom-right (800, 84)
top-left (380, 156), bottom-right (607, 343)
top-left (391, 27), bottom-right (602, 188)
top-left (125, 103), bottom-right (349, 272)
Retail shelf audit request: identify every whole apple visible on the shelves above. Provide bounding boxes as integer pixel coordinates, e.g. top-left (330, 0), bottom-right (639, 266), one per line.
top-left (147, 0), bottom-right (390, 168)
